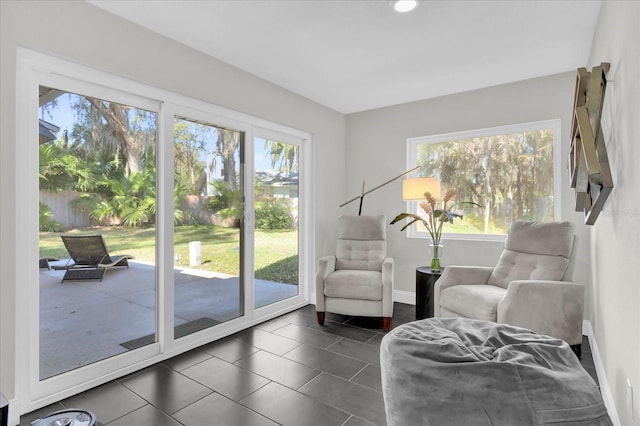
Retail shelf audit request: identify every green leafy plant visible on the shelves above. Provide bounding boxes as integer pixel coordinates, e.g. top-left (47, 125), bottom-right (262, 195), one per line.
top-left (39, 142), bottom-right (96, 192)
top-left (69, 193), bottom-right (101, 215)
top-left (255, 199), bottom-right (294, 230)
top-left (206, 180), bottom-right (243, 228)
top-left (39, 202), bottom-right (63, 232)
top-left (90, 167), bottom-right (157, 227)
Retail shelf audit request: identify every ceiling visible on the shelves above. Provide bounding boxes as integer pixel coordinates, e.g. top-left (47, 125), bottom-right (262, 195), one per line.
top-left (88, 0), bottom-right (601, 114)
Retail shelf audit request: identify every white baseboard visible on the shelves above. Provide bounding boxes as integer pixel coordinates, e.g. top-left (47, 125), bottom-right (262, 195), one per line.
top-left (393, 289), bottom-right (416, 305)
top-left (583, 320), bottom-right (621, 426)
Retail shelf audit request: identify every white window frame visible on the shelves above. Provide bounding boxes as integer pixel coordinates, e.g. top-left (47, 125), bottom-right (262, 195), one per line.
top-left (16, 48), bottom-right (313, 414)
top-left (406, 119), bottom-right (562, 242)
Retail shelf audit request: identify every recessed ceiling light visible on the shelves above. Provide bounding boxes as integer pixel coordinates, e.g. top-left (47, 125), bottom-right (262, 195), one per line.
top-left (392, 0), bottom-right (418, 13)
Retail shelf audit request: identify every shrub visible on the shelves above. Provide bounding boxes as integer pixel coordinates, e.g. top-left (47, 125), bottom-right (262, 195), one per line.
top-left (206, 180), bottom-right (242, 228)
top-left (255, 199), bottom-right (294, 230)
top-left (39, 202), bottom-right (63, 232)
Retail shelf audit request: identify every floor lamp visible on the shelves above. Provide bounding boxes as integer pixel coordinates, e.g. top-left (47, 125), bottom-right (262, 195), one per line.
top-left (340, 166), bottom-right (420, 215)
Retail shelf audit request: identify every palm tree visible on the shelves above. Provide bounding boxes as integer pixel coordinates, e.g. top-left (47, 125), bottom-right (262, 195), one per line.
top-left (264, 140), bottom-right (298, 173)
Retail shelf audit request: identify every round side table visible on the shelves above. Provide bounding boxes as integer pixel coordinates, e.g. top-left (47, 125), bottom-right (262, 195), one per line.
top-left (415, 267), bottom-right (443, 320)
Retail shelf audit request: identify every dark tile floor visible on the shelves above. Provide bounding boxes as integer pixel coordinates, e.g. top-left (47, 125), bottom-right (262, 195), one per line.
top-left (20, 303), bottom-right (597, 426)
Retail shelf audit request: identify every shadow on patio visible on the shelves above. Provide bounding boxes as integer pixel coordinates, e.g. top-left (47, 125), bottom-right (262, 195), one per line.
top-left (39, 260), bottom-right (298, 380)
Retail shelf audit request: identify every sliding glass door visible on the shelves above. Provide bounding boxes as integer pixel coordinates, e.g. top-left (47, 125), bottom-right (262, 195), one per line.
top-left (173, 117), bottom-right (244, 338)
top-left (253, 136), bottom-right (300, 308)
top-left (20, 50), bottom-right (311, 412)
top-left (38, 86), bottom-right (158, 380)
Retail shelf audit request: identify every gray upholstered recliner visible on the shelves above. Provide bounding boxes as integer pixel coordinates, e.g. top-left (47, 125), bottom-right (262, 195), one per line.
top-left (434, 220), bottom-right (584, 354)
top-left (316, 215), bottom-right (394, 331)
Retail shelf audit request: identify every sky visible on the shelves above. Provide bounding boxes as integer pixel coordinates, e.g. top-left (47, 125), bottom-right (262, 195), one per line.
top-left (39, 91), bottom-right (274, 172)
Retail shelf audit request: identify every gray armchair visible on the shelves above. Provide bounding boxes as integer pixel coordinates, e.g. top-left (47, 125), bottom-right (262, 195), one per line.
top-left (316, 215), bottom-right (394, 331)
top-left (434, 220), bottom-right (584, 355)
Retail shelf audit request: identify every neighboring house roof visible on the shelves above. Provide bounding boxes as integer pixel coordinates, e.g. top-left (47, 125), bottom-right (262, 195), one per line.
top-left (256, 170), bottom-right (298, 187)
top-left (39, 85), bottom-right (64, 143)
top-left (39, 119), bottom-right (59, 144)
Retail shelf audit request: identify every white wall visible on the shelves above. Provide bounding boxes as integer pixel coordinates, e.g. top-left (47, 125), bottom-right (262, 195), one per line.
top-left (0, 0), bottom-right (345, 412)
top-left (3, 0), bottom-right (637, 422)
top-left (345, 73), bottom-right (591, 301)
top-left (344, 2), bottom-right (640, 421)
top-left (587, 1), bottom-right (640, 424)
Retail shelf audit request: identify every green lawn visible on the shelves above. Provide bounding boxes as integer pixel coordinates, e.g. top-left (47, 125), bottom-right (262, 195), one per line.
top-left (39, 225), bottom-right (299, 284)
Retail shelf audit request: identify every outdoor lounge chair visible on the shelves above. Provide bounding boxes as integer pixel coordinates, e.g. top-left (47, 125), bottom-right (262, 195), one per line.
top-left (39, 256), bottom-right (59, 270)
top-left (56, 235), bottom-right (133, 283)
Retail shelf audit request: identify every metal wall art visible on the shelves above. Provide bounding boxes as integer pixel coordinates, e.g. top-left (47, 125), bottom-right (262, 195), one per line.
top-left (569, 63), bottom-right (613, 225)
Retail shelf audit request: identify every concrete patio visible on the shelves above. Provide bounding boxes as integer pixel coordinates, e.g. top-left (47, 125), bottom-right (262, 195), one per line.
top-left (39, 260), bottom-right (298, 380)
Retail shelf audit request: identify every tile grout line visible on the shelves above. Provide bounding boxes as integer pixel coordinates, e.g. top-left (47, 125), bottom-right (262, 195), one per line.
top-left (299, 372), bottom-right (385, 426)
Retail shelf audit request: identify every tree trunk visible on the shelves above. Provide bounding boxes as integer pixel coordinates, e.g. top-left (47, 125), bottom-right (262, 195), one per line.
top-left (217, 129), bottom-right (239, 189)
top-left (484, 198), bottom-right (491, 234)
top-left (88, 99), bottom-right (144, 175)
top-left (484, 147), bottom-right (492, 234)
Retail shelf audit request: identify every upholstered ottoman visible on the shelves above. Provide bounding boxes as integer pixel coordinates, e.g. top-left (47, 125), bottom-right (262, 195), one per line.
top-left (380, 318), bottom-right (611, 426)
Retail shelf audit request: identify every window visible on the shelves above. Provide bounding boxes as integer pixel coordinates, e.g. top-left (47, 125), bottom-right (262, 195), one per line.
top-left (407, 120), bottom-right (560, 239)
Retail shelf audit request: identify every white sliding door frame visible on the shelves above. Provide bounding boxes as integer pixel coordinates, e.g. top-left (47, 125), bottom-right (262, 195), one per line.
top-left (15, 48), bottom-right (313, 416)
top-left (252, 126), bottom-right (313, 316)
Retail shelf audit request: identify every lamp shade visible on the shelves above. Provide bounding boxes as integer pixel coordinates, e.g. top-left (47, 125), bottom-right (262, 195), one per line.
top-left (402, 177), bottom-right (441, 201)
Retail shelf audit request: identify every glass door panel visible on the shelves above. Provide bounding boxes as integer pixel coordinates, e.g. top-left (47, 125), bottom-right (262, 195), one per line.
top-left (254, 137), bottom-right (300, 308)
top-left (173, 118), bottom-right (244, 338)
top-left (38, 86), bottom-right (157, 380)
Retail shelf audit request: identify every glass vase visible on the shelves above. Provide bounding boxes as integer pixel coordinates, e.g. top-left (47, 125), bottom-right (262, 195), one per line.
top-left (429, 241), bottom-right (443, 272)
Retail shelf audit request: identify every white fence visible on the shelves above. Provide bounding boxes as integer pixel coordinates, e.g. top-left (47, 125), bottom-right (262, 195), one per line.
top-left (40, 191), bottom-right (229, 230)
top-left (40, 190), bottom-right (91, 229)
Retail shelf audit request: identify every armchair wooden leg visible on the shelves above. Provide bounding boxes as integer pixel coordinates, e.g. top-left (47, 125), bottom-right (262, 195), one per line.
top-left (383, 317), bottom-right (391, 332)
top-left (317, 311), bottom-right (325, 325)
